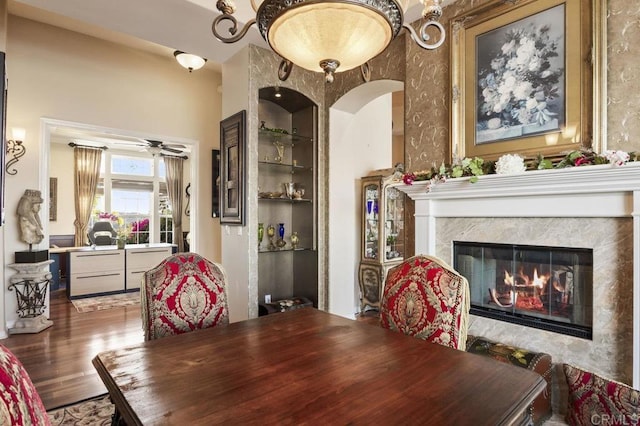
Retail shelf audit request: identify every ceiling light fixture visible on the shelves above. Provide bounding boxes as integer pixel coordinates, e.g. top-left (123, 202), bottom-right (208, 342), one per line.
top-left (174, 51), bottom-right (207, 72)
top-left (212, 0), bottom-right (445, 83)
top-left (147, 145), bottom-right (163, 156)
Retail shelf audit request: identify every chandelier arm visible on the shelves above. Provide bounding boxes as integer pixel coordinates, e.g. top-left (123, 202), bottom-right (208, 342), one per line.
top-left (360, 62), bottom-right (371, 83)
top-left (278, 60), bottom-right (293, 81)
top-left (403, 20), bottom-right (446, 50)
top-left (212, 15), bottom-right (257, 43)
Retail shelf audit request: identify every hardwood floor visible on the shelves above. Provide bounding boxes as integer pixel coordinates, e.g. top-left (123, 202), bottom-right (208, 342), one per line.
top-left (0, 289), bottom-right (144, 410)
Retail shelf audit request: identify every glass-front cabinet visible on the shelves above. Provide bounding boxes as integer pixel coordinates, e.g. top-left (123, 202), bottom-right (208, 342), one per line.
top-left (257, 87), bottom-right (318, 307)
top-left (358, 169), bottom-right (405, 312)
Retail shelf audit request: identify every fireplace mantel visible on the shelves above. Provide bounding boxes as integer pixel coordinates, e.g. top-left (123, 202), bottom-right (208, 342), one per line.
top-left (396, 162), bottom-right (640, 387)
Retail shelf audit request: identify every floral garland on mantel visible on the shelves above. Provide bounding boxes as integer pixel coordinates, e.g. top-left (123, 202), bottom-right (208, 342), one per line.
top-left (402, 150), bottom-right (639, 188)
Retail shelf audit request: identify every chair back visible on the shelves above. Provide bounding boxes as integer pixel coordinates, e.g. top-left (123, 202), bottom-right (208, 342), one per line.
top-left (380, 255), bottom-right (470, 350)
top-left (141, 252), bottom-right (229, 341)
top-left (88, 221), bottom-right (116, 245)
top-left (0, 344), bottom-right (51, 426)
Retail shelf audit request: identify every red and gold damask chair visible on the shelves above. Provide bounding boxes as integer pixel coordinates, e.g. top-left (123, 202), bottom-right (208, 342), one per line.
top-left (564, 363), bottom-right (639, 425)
top-left (141, 252), bottom-right (230, 341)
top-left (380, 255), bottom-right (470, 350)
top-left (0, 343), bottom-right (51, 426)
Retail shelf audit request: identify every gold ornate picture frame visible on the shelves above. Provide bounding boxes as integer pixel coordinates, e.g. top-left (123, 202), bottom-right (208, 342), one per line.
top-left (450, 0), bottom-right (604, 161)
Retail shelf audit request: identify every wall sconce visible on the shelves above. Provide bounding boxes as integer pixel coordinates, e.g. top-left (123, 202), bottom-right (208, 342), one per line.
top-left (173, 51), bottom-right (207, 72)
top-left (6, 127), bottom-right (26, 175)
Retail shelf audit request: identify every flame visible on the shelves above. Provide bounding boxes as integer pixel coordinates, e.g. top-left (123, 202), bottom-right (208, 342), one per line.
top-left (503, 269), bottom-right (548, 288)
top-left (532, 268), bottom-right (547, 289)
top-left (504, 270), bottom-right (514, 286)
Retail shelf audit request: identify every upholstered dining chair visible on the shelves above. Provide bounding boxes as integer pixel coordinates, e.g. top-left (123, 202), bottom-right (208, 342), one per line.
top-left (0, 343), bottom-right (51, 425)
top-left (379, 254), bottom-right (471, 350)
top-left (141, 252), bottom-right (230, 341)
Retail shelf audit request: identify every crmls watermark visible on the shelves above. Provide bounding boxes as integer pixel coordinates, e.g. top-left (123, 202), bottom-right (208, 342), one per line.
top-left (590, 413), bottom-right (639, 425)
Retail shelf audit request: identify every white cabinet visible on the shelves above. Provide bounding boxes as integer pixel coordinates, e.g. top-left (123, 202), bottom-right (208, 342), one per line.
top-left (68, 244), bottom-right (173, 298)
top-left (69, 250), bottom-right (125, 297)
top-left (125, 246), bottom-right (172, 291)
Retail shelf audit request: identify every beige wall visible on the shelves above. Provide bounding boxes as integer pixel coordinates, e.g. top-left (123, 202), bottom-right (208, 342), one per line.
top-left (3, 15), bottom-right (222, 331)
top-left (0, 0), bottom-right (6, 48)
top-left (48, 142), bottom-right (73, 235)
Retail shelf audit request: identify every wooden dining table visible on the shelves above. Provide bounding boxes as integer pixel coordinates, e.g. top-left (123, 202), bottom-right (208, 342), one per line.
top-left (92, 308), bottom-right (546, 425)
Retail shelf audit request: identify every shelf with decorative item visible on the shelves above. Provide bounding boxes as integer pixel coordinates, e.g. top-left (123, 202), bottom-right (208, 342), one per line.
top-left (258, 129), bottom-right (313, 146)
top-left (258, 247), bottom-right (315, 254)
top-left (257, 195), bottom-right (312, 203)
top-left (258, 160), bottom-right (311, 171)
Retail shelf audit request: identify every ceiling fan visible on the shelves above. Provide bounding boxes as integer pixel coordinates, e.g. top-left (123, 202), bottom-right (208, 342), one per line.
top-left (143, 140), bottom-right (187, 156)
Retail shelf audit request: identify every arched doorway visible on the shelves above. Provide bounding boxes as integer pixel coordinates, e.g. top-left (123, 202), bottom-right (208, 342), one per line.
top-left (328, 80), bottom-right (404, 318)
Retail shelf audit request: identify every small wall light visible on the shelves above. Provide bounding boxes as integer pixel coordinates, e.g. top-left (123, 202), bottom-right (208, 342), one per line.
top-left (174, 51), bottom-right (207, 72)
top-left (6, 127), bottom-right (26, 175)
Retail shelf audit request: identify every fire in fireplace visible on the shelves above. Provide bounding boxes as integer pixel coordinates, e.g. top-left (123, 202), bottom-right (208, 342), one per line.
top-left (453, 241), bottom-right (593, 339)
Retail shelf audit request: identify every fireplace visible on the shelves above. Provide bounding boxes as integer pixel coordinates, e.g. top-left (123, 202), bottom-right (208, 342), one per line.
top-left (453, 241), bottom-right (593, 339)
top-left (397, 165), bottom-right (640, 392)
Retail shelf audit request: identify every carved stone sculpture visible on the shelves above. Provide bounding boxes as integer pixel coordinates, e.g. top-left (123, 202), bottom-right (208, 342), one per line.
top-left (17, 189), bottom-right (44, 247)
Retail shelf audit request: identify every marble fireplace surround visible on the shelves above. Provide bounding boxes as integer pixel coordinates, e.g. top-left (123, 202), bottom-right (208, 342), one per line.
top-left (397, 163), bottom-right (640, 411)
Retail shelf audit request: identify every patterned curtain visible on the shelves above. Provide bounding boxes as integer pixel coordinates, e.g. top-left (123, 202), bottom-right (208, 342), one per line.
top-left (164, 156), bottom-right (184, 252)
top-left (73, 146), bottom-right (103, 246)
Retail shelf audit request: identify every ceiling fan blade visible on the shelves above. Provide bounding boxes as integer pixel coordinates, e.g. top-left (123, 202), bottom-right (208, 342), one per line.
top-left (162, 146), bottom-right (183, 154)
top-left (145, 139), bottom-right (164, 148)
top-left (163, 143), bottom-right (187, 149)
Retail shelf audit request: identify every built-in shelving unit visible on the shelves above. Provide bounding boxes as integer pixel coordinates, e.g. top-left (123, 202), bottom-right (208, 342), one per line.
top-left (257, 87), bottom-right (318, 306)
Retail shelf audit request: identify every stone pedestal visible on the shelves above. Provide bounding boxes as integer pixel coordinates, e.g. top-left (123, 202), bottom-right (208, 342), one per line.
top-left (10, 315), bottom-right (54, 334)
top-left (8, 260), bottom-right (54, 334)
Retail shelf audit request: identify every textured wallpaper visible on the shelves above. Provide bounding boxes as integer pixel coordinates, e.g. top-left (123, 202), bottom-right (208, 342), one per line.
top-left (403, 0), bottom-right (640, 170)
top-left (607, 0), bottom-right (640, 151)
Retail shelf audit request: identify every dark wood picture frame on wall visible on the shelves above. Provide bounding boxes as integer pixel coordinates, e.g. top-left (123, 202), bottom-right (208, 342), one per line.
top-left (219, 110), bottom-right (246, 225)
top-left (212, 149), bottom-right (220, 218)
top-left (0, 51), bottom-right (6, 226)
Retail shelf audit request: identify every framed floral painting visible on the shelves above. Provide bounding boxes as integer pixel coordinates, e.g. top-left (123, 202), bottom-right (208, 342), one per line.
top-left (450, 0), bottom-right (604, 161)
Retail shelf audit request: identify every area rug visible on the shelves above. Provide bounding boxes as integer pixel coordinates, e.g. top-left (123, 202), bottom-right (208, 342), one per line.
top-left (71, 291), bottom-right (140, 313)
top-left (48, 395), bottom-right (114, 425)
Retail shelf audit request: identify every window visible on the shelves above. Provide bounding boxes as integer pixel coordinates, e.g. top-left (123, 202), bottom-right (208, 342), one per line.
top-left (92, 151), bottom-right (172, 245)
top-left (159, 196), bottom-right (173, 244)
top-left (111, 155), bottom-right (154, 176)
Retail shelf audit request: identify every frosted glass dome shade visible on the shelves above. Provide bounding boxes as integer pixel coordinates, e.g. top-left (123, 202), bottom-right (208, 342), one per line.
top-left (173, 51), bottom-right (207, 72)
top-left (267, 3), bottom-right (393, 74)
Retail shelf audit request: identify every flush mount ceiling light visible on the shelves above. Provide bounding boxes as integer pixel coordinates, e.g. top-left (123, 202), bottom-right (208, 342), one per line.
top-left (212, 0), bottom-right (445, 83)
top-left (174, 51), bottom-right (207, 72)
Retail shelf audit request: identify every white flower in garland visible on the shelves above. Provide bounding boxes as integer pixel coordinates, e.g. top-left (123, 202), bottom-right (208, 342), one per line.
top-left (603, 150), bottom-right (630, 166)
top-left (495, 154), bottom-right (526, 175)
